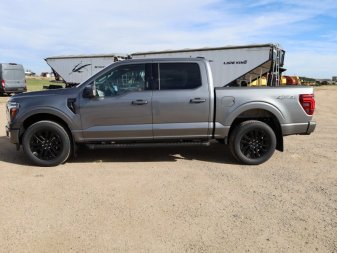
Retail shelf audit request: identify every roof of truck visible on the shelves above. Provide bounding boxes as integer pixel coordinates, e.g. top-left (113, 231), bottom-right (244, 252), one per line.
top-left (119, 57), bottom-right (208, 63)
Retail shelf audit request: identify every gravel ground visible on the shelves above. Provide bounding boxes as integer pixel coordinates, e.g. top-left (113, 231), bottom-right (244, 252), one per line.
top-left (0, 86), bottom-right (336, 252)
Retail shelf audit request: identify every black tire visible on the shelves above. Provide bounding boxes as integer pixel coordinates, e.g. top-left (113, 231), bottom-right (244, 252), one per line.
top-left (229, 120), bottom-right (276, 165)
top-left (22, 121), bottom-right (71, 167)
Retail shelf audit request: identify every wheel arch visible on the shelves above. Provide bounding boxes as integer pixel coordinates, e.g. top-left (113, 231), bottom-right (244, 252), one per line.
top-left (20, 113), bottom-right (74, 149)
top-left (227, 108), bottom-right (284, 152)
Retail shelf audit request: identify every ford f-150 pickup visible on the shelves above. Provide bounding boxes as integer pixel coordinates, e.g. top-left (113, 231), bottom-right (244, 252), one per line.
top-left (6, 58), bottom-right (316, 166)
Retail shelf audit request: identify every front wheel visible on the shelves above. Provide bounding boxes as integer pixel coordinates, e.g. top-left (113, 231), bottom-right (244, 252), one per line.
top-left (22, 121), bottom-right (71, 166)
top-left (229, 120), bottom-right (276, 165)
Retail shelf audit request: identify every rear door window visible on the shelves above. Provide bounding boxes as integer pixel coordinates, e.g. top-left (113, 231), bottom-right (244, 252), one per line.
top-left (158, 63), bottom-right (202, 90)
top-left (3, 69), bottom-right (25, 80)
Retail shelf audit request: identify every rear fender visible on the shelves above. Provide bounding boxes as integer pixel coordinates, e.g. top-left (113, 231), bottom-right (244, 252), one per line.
top-left (224, 102), bottom-right (285, 126)
top-left (225, 102), bottom-right (285, 151)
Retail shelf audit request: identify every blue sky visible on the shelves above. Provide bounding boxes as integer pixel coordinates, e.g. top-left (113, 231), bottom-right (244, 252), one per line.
top-left (1, 0), bottom-right (336, 78)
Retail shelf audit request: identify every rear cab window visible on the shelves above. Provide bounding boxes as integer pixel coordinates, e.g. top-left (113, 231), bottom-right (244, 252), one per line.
top-left (157, 63), bottom-right (202, 90)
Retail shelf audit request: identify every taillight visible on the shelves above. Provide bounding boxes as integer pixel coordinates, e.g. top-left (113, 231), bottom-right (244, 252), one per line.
top-left (299, 94), bottom-right (315, 115)
top-left (1, 80), bottom-right (5, 88)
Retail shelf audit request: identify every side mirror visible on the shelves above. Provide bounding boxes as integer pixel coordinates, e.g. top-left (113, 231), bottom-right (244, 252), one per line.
top-left (83, 83), bottom-right (96, 98)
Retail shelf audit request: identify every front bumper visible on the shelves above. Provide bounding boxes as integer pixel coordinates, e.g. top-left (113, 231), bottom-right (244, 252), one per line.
top-left (6, 125), bottom-right (20, 144)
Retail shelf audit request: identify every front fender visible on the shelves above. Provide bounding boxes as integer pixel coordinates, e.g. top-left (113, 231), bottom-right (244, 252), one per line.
top-left (15, 106), bottom-right (80, 131)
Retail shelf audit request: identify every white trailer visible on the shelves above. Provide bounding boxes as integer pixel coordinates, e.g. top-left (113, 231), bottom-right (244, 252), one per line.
top-left (45, 54), bottom-right (127, 87)
top-left (45, 44), bottom-right (284, 87)
top-left (132, 44), bottom-right (285, 87)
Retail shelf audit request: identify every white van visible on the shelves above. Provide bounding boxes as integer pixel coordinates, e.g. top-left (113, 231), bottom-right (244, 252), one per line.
top-left (0, 63), bottom-right (26, 95)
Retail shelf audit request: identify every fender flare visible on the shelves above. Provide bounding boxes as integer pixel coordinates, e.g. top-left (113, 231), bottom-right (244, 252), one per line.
top-left (18, 107), bottom-right (74, 130)
top-left (224, 101), bottom-right (286, 126)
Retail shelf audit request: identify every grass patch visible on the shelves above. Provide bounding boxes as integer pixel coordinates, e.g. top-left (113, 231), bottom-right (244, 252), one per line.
top-left (26, 78), bottom-right (64, 92)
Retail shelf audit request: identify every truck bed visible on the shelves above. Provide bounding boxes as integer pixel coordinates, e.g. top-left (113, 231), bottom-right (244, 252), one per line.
top-left (213, 86), bottom-right (315, 138)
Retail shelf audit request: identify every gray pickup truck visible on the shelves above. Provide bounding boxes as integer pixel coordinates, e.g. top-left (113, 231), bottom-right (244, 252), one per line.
top-left (6, 58), bottom-right (316, 166)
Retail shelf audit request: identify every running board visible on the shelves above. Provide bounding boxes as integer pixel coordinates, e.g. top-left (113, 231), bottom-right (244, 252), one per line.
top-left (86, 141), bottom-right (210, 150)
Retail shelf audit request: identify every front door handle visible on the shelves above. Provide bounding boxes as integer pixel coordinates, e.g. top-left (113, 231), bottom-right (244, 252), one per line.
top-left (190, 98), bottom-right (206, 104)
top-left (131, 99), bottom-right (148, 105)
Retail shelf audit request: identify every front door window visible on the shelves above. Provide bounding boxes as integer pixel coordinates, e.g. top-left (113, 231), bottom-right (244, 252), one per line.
top-left (95, 64), bottom-right (148, 97)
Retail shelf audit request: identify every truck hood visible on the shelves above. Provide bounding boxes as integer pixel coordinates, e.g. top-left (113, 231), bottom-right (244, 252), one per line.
top-left (11, 87), bottom-right (78, 100)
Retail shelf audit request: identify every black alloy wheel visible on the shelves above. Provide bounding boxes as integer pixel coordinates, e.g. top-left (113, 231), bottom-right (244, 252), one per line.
top-left (239, 128), bottom-right (271, 159)
top-left (23, 121), bottom-right (71, 166)
top-left (29, 129), bottom-right (63, 161)
top-left (229, 120), bottom-right (276, 165)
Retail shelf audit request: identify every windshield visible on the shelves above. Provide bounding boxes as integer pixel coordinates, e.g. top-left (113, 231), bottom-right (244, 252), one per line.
top-left (76, 61), bottom-right (120, 88)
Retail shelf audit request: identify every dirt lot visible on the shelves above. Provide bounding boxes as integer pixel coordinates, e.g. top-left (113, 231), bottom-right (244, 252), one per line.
top-left (0, 86), bottom-right (336, 252)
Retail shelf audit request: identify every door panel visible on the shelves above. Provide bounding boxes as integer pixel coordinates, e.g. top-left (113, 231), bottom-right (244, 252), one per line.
top-left (79, 63), bottom-right (153, 141)
top-left (152, 62), bottom-right (210, 139)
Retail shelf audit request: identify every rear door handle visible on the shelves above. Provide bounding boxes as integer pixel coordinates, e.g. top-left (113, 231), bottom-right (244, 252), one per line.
top-left (190, 98), bottom-right (206, 104)
top-left (131, 99), bottom-right (148, 105)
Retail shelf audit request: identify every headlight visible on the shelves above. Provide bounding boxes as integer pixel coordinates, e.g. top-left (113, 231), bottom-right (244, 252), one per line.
top-left (6, 101), bottom-right (20, 121)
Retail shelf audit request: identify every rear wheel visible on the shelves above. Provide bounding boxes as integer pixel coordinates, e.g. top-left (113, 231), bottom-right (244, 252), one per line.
top-left (229, 120), bottom-right (276, 165)
top-left (22, 121), bottom-right (71, 167)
